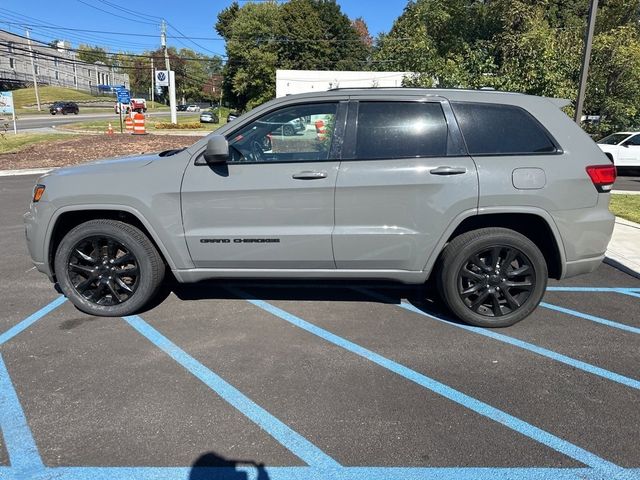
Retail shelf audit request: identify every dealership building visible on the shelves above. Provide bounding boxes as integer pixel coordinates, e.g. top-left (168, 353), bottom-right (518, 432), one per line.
top-left (0, 29), bottom-right (128, 93)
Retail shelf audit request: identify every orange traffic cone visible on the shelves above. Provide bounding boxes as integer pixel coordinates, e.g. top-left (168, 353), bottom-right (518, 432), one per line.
top-left (107, 123), bottom-right (114, 135)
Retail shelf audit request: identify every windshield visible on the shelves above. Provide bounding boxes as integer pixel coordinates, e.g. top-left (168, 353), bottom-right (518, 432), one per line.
top-left (598, 133), bottom-right (630, 145)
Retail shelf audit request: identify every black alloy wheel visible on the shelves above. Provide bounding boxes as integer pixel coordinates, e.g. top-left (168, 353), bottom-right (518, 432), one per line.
top-left (457, 245), bottom-right (534, 318)
top-left (437, 227), bottom-right (547, 327)
top-left (67, 236), bottom-right (139, 306)
top-left (55, 219), bottom-right (165, 316)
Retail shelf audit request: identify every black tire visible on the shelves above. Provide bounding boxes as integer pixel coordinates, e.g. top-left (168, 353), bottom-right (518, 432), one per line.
top-left (437, 227), bottom-right (547, 327)
top-left (54, 219), bottom-right (165, 317)
top-left (283, 124), bottom-right (295, 136)
top-left (62, 110), bottom-right (67, 115)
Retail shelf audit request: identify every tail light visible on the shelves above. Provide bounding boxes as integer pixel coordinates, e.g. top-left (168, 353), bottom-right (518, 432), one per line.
top-left (586, 164), bottom-right (616, 192)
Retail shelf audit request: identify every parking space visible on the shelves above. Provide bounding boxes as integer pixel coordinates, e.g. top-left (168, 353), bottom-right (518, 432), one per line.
top-left (1, 174), bottom-right (639, 480)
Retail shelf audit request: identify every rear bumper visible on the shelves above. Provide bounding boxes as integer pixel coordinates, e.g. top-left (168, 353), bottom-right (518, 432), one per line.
top-left (563, 255), bottom-right (605, 279)
top-left (551, 196), bottom-right (614, 279)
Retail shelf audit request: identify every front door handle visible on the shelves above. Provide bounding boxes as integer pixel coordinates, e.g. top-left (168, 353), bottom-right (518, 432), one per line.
top-left (429, 166), bottom-right (467, 175)
top-left (292, 171), bottom-right (328, 180)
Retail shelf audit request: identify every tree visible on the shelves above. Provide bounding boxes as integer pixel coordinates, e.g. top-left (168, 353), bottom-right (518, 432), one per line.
top-left (77, 44), bottom-right (110, 65)
top-left (216, 0), bottom-right (372, 110)
top-left (373, 0), bottom-right (640, 136)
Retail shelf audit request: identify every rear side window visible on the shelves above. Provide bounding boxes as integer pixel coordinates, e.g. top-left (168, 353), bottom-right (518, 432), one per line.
top-left (451, 102), bottom-right (557, 155)
top-left (355, 102), bottom-right (448, 159)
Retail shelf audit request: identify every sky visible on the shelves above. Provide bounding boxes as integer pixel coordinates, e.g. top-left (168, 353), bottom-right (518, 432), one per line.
top-left (0, 0), bottom-right (408, 57)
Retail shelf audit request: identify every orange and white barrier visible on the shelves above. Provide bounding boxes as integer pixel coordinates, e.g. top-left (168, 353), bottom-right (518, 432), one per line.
top-left (133, 113), bottom-right (146, 135)
top-left (124, 116), bottom-right (134, 133)
top-left (315, 119), bottom-right (327, 141)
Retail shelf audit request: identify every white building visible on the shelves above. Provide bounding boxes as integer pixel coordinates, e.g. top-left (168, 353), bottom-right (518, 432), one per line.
top-left (0, 29), bottom-right (128, 93)
top-left (276, 70), bottom-right (411, 97)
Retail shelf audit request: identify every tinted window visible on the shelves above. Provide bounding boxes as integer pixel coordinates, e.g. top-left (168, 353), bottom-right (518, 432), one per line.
top-left (625, 134), bottom-right (640, 146)
top-left (598, 133), bottom-right (630, 145)
top-left (355, 102), bottom-right (448, 159)
top-left (228, 103), bottom-right (337, 163)
top-left (451, 102), bottom-right (557, 155)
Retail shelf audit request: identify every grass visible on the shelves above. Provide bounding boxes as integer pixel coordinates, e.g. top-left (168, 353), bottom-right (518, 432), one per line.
top-left (0, 133), bottom-right (78, 155)
top-left (11, 86), bottom-right (167, 113)
top-left (59, 111), bottom-right (229, 133)
top-left (610, 194), bottom-right (640, 224)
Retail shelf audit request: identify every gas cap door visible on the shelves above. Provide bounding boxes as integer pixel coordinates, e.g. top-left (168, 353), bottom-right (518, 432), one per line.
top-left (512, 167), bottom-right (546, 190)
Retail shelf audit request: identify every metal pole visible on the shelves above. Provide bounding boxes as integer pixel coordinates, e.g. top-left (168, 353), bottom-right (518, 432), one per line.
top-left (575, 0), bottom-right (598, 124)
top-left (25, 29), bottom-right (41, 112)
top-left (151, 58), bottom-right (155, 109)
top-left (161, 20), bottom-right (177, 124)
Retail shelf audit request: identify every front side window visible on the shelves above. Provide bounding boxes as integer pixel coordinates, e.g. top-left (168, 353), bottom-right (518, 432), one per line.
top-left (354, 102), bottom-right (448, 159)
top-left (451, 102), bottom-right (558, 155)
top-left (228, 103), bottom-right (337, 163)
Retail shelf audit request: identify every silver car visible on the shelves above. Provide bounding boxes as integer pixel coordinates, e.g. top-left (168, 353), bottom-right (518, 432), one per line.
top-left (24, 88), bottom-right (616, 327)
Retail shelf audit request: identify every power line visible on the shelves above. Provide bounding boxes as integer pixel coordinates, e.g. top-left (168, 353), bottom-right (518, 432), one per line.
top-left (75, 0), bottom-right (158, 26)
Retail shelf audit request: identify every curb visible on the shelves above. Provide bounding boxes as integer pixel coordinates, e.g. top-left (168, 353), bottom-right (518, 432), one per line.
top-left (611, 190), bottom-right (640, 195)
top-left (604, 256), bottom-right (640, 280)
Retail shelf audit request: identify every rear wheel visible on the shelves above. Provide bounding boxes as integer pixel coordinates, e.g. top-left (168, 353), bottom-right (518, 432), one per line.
top-left (54, 219), bottom-right (165, 317)
top-left (437, 228), bottom-right (547, 327)
top-left (283, 124), bottom-right (295, 136)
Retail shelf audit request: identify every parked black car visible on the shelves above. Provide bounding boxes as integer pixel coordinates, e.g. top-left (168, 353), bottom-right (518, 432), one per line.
top-left (177, 104), bottom-right (188, 112)
top-left (49, 102), bottom-right (79, 115)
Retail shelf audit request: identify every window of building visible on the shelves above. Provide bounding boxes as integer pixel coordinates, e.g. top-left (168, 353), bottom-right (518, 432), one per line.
top-left (451, 102), bottom-right (558, 155)
top-left (9, 58), bottom-right (15, 69)
top-left (354, 102), bottom-right (448, 159)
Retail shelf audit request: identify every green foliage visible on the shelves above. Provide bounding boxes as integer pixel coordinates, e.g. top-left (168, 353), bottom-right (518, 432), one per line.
top-left (77, 44), bottom-right (110, 65)
top-left (216, 0), bottom-right (372, 111)
top-left (374, 0), bottom-right (640, 136)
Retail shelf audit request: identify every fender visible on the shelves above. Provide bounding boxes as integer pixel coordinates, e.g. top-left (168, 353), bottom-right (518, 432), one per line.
top-left (44, 203), bottom-right (189, 275)
top-left (420, 206), bottom-right (567, 279)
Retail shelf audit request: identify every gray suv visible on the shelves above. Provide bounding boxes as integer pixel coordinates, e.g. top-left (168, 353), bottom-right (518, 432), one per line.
top-left (24, 88), bottom-right (616, 327)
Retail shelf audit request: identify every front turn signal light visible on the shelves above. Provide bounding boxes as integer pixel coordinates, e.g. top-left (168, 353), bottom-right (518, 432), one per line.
top-left (33, 185), bottom-right (46, 202)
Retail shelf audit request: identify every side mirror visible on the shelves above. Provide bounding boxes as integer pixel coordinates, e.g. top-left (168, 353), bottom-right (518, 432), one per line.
top-left (202, 135), bottom-right (229, 164)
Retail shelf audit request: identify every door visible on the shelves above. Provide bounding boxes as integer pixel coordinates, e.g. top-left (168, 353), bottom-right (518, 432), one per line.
top-left (617, 134), bottom-right (640, 167)
top-left (182, 101), bottom-right (345, 269)
top-left (333, 98), bottom-right (478, 271)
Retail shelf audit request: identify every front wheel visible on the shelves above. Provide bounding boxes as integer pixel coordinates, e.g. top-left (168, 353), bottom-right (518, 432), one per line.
top-left (54, 219), bottom-right (165, 317)
top-left (437, 228), bottom-right (547, 327)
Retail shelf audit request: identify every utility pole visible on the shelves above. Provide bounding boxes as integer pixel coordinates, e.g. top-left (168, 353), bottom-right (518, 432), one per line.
top-left (574, 0), bottom-right (598, 124)
top-left (161, 20), bottom-right (177, 124)
top-left (150, 57), bottom-right (155, 109)
top-left (25, 29), bottom-right (41, 111)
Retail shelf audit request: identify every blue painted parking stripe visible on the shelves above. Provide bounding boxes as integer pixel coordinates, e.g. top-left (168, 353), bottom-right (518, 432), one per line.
top-left (357, 288), bottom-right (640, 391)
top-left (122, 315), bottom-right (340, 470)
top-left (229, 289), bottom-right (621, 472)
top-left (617, 289), bottom-right (640, 299)
top-left (0, 296), bottom-right (66, 346)
top-left (540, 302), bottom-right (640, 335)
top-left (546, 287), bottom-right (633, 292)
top-left (0, 354), bottom-right (44, 475)
top-left (18, 466), bottom-right (639, 480)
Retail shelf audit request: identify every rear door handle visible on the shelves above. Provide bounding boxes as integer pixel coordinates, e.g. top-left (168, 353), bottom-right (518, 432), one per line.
top-left (292, 171), bottom-right (328, 180)
top-left (429, 166), bottom-right (467, 175)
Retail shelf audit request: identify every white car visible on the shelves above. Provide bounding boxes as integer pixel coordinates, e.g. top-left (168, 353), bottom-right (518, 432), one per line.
top-left (597, 132), bottom-right (640, 170)
top-left (186, 104), bottom-right (200, 112)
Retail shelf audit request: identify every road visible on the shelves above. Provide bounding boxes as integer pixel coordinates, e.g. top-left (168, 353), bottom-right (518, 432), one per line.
top-left (614, 173), bottom-right (640, 192)
top-left (14, 111), bottom-right (194, 131)
top-left (0, 174), bottom-right (638, 480)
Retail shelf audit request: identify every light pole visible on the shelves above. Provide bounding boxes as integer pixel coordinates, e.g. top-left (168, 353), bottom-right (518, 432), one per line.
top-left (574, 0), bottom-right (599, 124)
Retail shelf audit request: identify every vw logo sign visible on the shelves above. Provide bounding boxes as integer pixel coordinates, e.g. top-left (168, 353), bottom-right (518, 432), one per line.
top-left (157, 72), bottom-right (166, 81)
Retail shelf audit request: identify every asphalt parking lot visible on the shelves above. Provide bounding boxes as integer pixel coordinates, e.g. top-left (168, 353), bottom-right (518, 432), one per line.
top-left (1, 174), bottom-right (639, 480)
